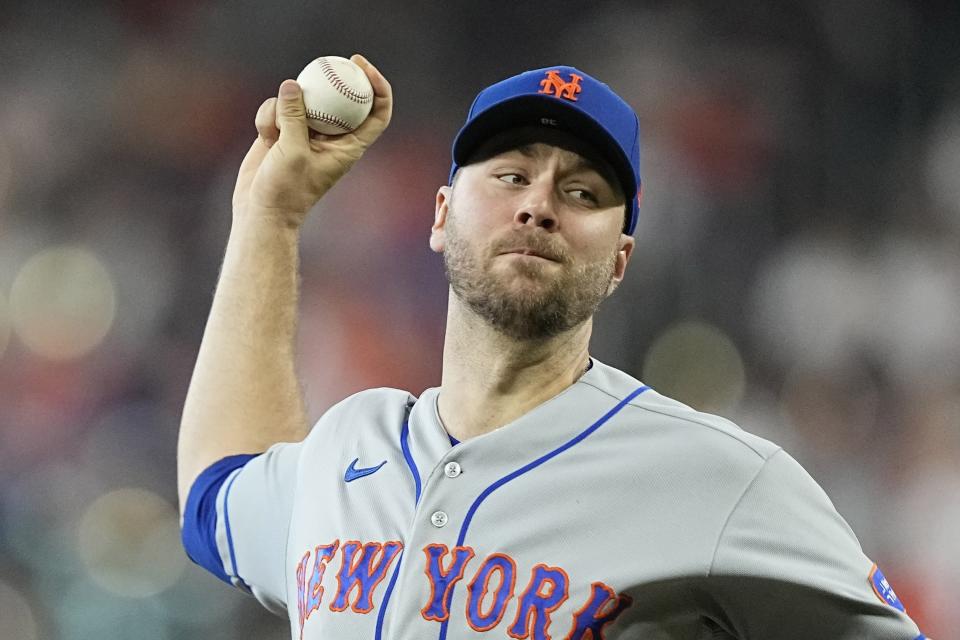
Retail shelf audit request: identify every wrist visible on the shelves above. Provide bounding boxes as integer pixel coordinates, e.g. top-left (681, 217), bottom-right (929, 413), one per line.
top-left (232, 203), bottom-right (308, 233)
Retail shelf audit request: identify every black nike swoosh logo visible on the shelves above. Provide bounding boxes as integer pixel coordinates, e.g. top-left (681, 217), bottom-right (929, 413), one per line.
top-left (344, 458), bottom-right (387, 482)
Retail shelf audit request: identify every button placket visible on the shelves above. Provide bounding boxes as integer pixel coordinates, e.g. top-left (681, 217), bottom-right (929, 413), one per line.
top-left (419, 455), bottom-right (467, 531)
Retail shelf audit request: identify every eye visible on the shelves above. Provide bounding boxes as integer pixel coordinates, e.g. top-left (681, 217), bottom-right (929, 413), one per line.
top-left (496, 173), bottom-right (527, 186)
top-left (569, 188), bottom-right (598, 204)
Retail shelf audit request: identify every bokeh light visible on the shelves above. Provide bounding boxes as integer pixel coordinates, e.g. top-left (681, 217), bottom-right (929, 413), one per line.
top-left (642, 320), bottom-right (746, 413)
top-left (75, 488), bottom-right (185, 598)
top-left (9, 245), bottom-right (116, 360)
top-left (0, 579), bottom-right (40, 640)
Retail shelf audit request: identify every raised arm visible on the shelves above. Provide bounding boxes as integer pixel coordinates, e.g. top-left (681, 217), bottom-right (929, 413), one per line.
top-left (176, 54), bottom-right (393, 510)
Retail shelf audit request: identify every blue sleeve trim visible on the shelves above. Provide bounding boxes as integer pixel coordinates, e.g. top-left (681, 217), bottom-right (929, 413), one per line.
top-left (181, 453), bottom-right (259, 585)
top-left (222, 464), bottom-right (252, 590)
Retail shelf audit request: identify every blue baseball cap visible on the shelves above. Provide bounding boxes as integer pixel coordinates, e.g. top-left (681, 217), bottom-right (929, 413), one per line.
top-left (449, 65), bottom-right (642, 235)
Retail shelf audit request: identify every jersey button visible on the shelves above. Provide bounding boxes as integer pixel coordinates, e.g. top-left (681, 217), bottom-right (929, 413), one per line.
top-left (444, 462), bottom-right (462, 478)
top-left (430, 510), bottom-right (448, 528)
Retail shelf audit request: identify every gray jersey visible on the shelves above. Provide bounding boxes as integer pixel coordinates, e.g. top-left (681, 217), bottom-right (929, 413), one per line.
top-left (207, 359), bottom-right (924, 639)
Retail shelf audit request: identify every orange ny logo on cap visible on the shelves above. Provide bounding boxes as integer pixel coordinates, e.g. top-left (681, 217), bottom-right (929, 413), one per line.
top-left (538, 70), bottom-right (583, 101)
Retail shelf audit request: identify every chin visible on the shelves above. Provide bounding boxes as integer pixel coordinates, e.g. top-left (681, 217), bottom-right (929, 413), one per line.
top-left (495, 258), bottom-right (560, 281)
top-left (492, 273), bottom-right (556, 298)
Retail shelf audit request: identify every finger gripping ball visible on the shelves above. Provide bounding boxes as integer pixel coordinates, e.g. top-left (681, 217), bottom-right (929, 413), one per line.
top-left (295, 56), bottom-right (374, 134)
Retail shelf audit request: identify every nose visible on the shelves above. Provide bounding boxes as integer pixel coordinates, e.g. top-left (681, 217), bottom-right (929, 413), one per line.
top-left (513, 183), bottom-right (558, 231)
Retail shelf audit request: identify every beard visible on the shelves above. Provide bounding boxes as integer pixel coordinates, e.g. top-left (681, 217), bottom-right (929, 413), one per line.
top-left (442, 205), bottom-right (619, 341)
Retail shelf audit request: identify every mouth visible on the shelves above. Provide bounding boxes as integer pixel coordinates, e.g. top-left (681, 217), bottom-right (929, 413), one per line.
top-left (500, 248), bottom-right (560, 262)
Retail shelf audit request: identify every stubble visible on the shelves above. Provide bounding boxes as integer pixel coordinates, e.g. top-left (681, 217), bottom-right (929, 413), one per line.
top-left (442, 205), bottom-right (618, 341)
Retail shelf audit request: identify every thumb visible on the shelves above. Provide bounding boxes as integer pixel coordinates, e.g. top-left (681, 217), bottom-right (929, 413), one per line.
top-left (276, 80), bottom-right (309, 147)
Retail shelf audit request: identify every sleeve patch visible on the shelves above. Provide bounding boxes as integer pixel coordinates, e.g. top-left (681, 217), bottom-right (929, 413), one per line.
top-left (181, 453), bottom-right (260, 584)
top-left (868, 563), bottom-right (905, 613)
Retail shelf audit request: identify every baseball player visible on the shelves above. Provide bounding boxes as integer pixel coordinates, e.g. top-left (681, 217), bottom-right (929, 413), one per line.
top-left (177, 54), bottom-right (930, 639)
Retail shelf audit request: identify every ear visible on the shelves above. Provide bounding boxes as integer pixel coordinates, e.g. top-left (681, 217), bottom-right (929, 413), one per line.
top-left (430, 185), bottom-right (452, 253)
top-left (606, 234), bottom-right (635, 296)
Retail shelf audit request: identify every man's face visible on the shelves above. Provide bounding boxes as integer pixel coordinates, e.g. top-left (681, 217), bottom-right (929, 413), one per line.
top-left (431, 135), bottom-right (635, 341)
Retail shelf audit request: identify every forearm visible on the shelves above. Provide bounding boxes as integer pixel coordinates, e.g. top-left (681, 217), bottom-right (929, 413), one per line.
top-left (177, 215), bottom-right (308, 506)
top-left (176, 58), bottom-right (392, 509)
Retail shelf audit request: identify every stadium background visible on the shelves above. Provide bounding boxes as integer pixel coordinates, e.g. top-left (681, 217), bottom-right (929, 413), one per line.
top-left (0, 1), bottom-right (958, 638)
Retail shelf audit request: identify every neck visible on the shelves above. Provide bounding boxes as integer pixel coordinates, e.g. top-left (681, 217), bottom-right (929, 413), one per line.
top-left (437, 293), bottom-right (592, 441)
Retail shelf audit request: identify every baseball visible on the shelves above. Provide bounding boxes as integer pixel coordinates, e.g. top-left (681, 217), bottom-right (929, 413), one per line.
top-left (295, 56), bottom-right (374, 135)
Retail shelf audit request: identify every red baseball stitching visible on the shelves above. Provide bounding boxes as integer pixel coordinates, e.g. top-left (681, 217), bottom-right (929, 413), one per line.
top-left (318, 57), bottom-right (373, 104)
top-left (305, 109), bottom-right (352, 132)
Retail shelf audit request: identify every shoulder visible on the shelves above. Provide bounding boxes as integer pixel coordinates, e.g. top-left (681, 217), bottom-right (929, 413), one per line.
top-left (583, 359), bottom-right (780, 461)
top-left (583, 359), bottom-right (782, 475)
top-left (301, 387), bottom-right (417, 444)
top-left (322, 386), bottom-right (416, 416)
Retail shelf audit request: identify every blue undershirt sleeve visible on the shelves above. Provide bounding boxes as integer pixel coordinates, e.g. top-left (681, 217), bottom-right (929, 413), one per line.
top-left (181, 453), bottom-right (260, 584)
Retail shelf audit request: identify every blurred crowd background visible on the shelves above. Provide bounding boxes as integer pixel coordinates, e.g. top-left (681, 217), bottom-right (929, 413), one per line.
top-left (1, 1), bottom-right (958, 638)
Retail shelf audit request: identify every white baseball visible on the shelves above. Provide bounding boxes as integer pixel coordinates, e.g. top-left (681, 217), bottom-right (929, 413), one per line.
top-left (295, 56), bottom-right (374, 135)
